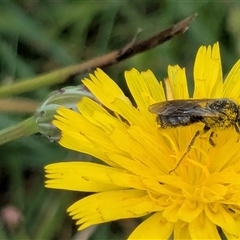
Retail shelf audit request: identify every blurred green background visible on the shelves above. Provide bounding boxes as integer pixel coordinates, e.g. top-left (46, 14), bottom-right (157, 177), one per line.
top-left (0, 1), bottom-right (240, 239)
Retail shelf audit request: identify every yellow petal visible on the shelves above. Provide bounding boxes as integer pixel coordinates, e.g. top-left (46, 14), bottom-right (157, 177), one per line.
top-left (193, 42), bottom-right (222, 98)
top-left (174, 221), bottom-right (191, 239)
top-left (163, 201), bottom-right (181, 222)
top-left (78, 97), bottom-right (127, 133)
top-left (164, 77), bottom-right (174, 100)
top-left (53, 107), bottom-right (128, 167)
top-left (82, 68), bottom-right (132, 110)
top-left (189, 212), bottom-right (221, 239)
top-left (178, 199), bottom-right (203, 222)
top-left (67, 190), bottom-right (161, 230)
top-left (108, 127), bottom-right (168, 174)
top-left (223, 214), bottom-right (240, 239)
top-left (59, 131), bottom-right (118, 167)
top-left (210, 42), bottom-right (223, 97)
top-left (223, 59), bottom-right (240, 100)
top-left (205, 204), bottom-right (238, 235)
top-left (168, 65), bottom-right (189, 99)
top-left (128, 212), bottom-right (173, 239)
top-left (127, 125), bottom-right (171, 172)
top-left (141, 69), bottom-right (166, 102)
top-left (125, 69), bottom-right (156, 123)
top-left (45, 162), bottom-right (155, 191)
top-left (105, 97), bottom-right (149, 129)
top-left (45, 162), bottom-right (123, 191)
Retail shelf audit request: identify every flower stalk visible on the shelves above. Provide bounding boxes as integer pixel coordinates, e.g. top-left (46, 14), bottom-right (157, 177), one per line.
top-left (0, 116), bottom-right (38, 145)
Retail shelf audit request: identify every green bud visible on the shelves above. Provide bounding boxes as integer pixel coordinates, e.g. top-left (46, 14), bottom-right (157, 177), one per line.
top-left (34, 85), bottom-right (97, 142)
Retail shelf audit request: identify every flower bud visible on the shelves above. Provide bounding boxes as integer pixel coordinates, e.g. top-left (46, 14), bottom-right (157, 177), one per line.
top-left (34, 85), bottom-right (97, 142)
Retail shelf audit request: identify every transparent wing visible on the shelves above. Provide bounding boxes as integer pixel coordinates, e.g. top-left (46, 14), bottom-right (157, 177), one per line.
top-left (148, 99), bottom-right (220, 117)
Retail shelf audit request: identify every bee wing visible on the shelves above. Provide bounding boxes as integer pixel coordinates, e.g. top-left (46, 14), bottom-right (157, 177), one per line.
top-left (148, 99), bottom-right (219, 117)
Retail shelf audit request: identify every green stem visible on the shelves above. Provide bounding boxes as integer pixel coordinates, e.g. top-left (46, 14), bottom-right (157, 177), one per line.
top-left (0, 65), bottom-right (80, 98)
top-left (0, 116), bottom-right (38, 145)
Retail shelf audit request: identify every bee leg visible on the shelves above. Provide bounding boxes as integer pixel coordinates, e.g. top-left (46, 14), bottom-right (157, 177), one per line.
top-left (234, 124), bottom-right (240, 142)
top-left (169, 130), bottom-right (201, 174)
top-left (209, 131), bottom-right (215, 146)
top-left (201, 126), bottom-right (215, 146)
top-left (169, 126), bottom-right (211, 174)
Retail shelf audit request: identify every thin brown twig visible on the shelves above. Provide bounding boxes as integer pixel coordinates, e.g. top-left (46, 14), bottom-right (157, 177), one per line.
top-left (68, 13), bottom-right (198, 71)
top-left (116, 13), bottom-right (197, 61)
top-left (0, 13), bottom-right (197, 98)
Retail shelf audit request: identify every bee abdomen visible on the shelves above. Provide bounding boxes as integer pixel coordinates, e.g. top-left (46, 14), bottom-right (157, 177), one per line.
top-left (157, 115), bottom-right (199, 128)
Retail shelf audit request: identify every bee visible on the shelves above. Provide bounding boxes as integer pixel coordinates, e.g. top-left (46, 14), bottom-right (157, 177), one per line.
top-left (148, 98), bottom-right (240, 173)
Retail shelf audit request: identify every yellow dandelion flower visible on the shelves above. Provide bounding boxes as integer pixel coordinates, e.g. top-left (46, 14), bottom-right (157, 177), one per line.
top-left (45, 42), bottom-right (240, 239)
